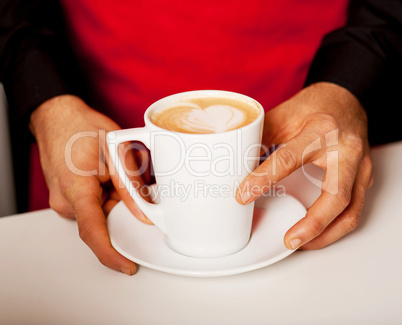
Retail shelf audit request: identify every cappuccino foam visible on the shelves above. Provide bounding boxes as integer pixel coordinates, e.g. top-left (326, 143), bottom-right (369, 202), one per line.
top-left (149, 97), bottom-right (260, 134)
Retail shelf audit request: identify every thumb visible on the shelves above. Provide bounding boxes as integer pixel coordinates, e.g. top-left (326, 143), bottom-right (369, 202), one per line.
top-left (236, 117), bottom-right (326, 204)
top-left (63, 176), bottom-right (137, 275)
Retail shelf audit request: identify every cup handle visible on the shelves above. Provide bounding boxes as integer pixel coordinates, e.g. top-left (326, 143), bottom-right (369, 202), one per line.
top-left (107, 128), bottom-right (166, 233)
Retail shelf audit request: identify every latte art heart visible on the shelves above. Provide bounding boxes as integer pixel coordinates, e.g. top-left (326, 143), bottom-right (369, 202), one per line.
top-left (181, 104), bottom-right (246, 133)
top-left (150, 97), bottom-right (260, 134)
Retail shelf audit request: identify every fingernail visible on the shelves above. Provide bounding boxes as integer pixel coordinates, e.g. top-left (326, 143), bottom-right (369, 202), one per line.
top-left (289, 238), bottom-right (302, 250)
top-left (240, 191), bottom-right (252, 204)
top-left (120, 267), bottom-right (134, 276)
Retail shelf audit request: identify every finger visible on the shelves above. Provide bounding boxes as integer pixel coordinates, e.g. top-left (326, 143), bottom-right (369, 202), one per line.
top-left (102, 188), bottom-right (121, 216)
top-left (133, 142), bottom-right (154, 185)
top-left (103, 198), bottom-right (120, 218)
top-left (63, 177), bottom-right (137, 275)
top-left (108, 141), bottom-right (153, 224)
top-left (236, 118), bottom-right (327, 204)
top-left (301, 155), bottom-right (373, 249)
top-left (283, 146), bottom-right (364, 250)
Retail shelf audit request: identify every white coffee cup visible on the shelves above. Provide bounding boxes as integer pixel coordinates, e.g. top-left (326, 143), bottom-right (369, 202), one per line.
top-left (107, 90), bottom-right (264, 258)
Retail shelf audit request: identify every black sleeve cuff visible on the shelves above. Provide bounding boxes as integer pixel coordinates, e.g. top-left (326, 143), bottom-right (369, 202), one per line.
top-left (304, 28), bottom-right (385, 102)
top-left (305, 26), bottom-right (402, 145)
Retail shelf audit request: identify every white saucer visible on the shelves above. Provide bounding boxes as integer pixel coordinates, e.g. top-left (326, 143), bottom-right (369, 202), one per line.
top-left (107, 194), bottom-right (306, 277)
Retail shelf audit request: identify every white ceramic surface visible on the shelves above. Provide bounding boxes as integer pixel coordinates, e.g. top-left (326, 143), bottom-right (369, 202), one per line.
top-left (107, 194), bottom-right (306, 277)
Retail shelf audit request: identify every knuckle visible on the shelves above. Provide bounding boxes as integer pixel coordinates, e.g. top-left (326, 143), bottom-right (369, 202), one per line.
top-left (71, 193), bottom-right (93, 211)
top-left (319, 115), bottom-right (338, 132)
top-left (49, 194), bottom-right (74, 219)
top-left (336, 188), bottom-right (352, 208)
top-left (344, 135), bottom-right (364, 160)
top-left (58, 175), bottom-right (76, 196)
top-left (343, 163), bottom-right (357, 183)
top-left (275, 146), bottom-right (299, 175)
top-left (308, 218), bottom-right (326, 236)
top-left (307, 114), bottom-right (338, 134)
top-left (341, 213), bottom-right (360, 234)
top-left (335, 188), bottom-right (352, 208)
top-left (334, 187), bottom-right (352, 209)
top-left (360, 155), bottom-right (373, 173)
top-left (57, 177), bottom-right (74, 200)
top-left (78, 223), bottom-right (92, 243)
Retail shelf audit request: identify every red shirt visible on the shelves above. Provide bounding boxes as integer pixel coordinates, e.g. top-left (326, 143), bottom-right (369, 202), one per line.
top-left (30, 0), bottom-right (348, 210)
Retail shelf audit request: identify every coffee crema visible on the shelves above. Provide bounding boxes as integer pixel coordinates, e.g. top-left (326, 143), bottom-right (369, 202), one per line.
top-left (149, 97), bottom-right (260, 134)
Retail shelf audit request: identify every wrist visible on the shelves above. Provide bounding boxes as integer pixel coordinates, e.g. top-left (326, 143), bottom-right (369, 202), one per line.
top-left (29, 94), bottom-right (84, 138)
top-left (306, 82), bottom-right (362, 107)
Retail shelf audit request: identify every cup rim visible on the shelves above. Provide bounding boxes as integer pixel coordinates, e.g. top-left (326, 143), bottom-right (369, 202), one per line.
top-left (144, 90), bottom-right (264, 137)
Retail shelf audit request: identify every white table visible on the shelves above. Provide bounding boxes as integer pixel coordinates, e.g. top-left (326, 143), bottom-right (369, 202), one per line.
top-left (1, 142), bottom-right (401, 325)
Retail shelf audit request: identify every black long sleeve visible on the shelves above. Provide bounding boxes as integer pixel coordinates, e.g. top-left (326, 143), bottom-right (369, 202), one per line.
top-left (306, 0), bottom-right (402, 145)
top-left (0, 0), bottom-right (85, 123)
top-left (0, 0), bottom-right (86, 212)
top-left (2, 0), bottom-right (401, 144)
